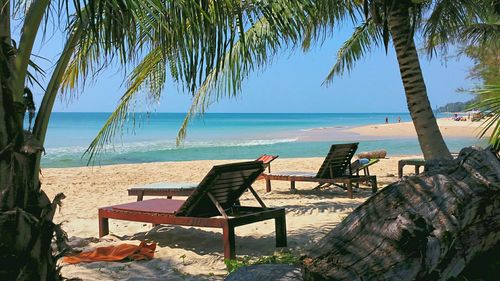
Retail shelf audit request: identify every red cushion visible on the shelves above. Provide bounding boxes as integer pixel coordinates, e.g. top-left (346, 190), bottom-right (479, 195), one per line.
top-left (256, 155), bottom-right (277, 164)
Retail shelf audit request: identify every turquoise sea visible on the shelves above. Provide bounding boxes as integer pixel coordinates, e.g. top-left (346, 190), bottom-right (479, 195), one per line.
top-left (41, 112), bottom-right (486, 168)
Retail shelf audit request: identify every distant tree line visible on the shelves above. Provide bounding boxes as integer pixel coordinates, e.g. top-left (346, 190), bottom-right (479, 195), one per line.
top-left (436, 99), bottom-right (477, 113)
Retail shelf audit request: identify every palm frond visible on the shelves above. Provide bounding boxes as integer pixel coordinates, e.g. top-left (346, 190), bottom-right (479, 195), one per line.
top-left (301, 1), bottom-right (361, 52)
top-left (84, 46), bottom-right (166, 163)
top-left (462, 22), bottom-right (500, 47)
top-left (323, 20), bottom-right (381, 86)
top-left (26, 58), bottom-right (46, 90)
top-left (175, 14), bottom-right (300, 144)
top-left (174, 1), bottom-right (362, 143)
top-left (424, 0), bottom-right (486, 55)
top-left (468, 84), bottom-right (500, 150)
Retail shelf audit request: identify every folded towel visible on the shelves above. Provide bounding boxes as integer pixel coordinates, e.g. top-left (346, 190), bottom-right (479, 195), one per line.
top-left (62, 242), bottom-right (156, 264)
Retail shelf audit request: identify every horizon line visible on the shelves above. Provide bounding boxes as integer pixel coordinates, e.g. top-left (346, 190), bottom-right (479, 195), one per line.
top-left (50, 111), bottom-right (420, 114)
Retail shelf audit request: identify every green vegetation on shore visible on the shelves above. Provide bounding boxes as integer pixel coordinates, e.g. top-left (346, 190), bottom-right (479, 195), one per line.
top-left (436, 100), bottom-right (476, 113)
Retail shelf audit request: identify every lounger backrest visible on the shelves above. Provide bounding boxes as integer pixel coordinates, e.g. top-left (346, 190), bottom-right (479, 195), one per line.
top-left (315, 143), bottom-right (358, 179)
top-left (175, 161), bottom-right (265, 217)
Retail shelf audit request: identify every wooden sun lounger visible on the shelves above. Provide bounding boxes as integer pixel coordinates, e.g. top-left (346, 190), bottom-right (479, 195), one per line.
top-left (98, 161), bottom-right (287, 260)
top-left (127, 154), bottom-right (279, 201)
top-left (262, 143), bottom-right (377, 198)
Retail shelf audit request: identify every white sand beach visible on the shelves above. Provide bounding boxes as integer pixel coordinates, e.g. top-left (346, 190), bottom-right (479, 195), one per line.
top-left (345, 118), bottom-right (491, 138)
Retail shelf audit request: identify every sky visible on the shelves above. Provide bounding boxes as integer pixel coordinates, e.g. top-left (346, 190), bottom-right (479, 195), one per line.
top-left (28, 21), bottom-right (476, 114)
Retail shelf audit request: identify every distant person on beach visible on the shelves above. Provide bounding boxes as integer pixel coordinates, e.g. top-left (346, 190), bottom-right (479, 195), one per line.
top-left (385, 117), bottom-right (388, 124)
top-left (398, 116), bottom-right (401, 123)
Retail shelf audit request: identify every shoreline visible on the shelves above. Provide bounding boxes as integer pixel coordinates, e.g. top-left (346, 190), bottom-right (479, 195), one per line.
top-left (40, 117), bottom-right (489, 169)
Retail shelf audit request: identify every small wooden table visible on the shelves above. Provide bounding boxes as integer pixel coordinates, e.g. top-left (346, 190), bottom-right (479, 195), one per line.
top-left (398, 158), bottom-right (426, 178)
top-left (128, 182), bottom-right (197, 201)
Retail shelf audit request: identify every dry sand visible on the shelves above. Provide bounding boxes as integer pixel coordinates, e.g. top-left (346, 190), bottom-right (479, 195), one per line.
top-left (345, 118), bottom-right (490, 138)
top-left (43, 156), bottom-right (409, 281)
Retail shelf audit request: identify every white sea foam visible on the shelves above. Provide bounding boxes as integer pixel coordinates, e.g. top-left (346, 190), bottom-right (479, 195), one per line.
top-left (44, 137), bottom-right (298, 158)
top-left (300, 126), bottom-right (349, 132)
top-left (300, 126), bottom-right (335, 132)
top-left (232, 138), bottom-right (298, 147)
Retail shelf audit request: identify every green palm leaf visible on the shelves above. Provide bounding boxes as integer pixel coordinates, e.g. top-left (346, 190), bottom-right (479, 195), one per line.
top-left (468, 85), bottom-right (500, 150)
top-left (84, 46), bottom-right (166, 163)
top-left (323, 20), bottom-right (381, 86)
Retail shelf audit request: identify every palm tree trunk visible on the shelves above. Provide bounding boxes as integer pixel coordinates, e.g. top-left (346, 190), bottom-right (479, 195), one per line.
top-left (388, 3), bottom-right (452, 161)
top-left (0, 7), bottom-right (63, 280)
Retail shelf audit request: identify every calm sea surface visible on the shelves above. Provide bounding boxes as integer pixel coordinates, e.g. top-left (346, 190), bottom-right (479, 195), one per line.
top-left (41, 112), bottom-right (485, 168)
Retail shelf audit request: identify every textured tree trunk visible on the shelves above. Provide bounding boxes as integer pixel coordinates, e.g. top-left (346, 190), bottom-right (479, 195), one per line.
top-left (388, 3), bottom-right (452, 161)
top-left (0, 26), bottom-right (63, 281)
top-left (303, 146), bottom-right (500, 280)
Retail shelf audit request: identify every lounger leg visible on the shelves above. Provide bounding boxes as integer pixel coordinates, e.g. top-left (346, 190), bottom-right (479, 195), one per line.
top-left (137, 191), bottom-right (144, 201)
top-left (398, 163), bottom-right (404, 178)
top-left (222, 223), bottom-right (236, 260)
top-left (266, 178), bottom-right (272, 193)
top-left (99, 216), bottom-right (109, 237)
top-left (346, 181), bottom-right (353, 199)
top-left (415, 165), bottom-right (420, 175)
top-left (371, 177), bottom-right (378, 193)
top-left (275, 213), bottom-right (287, 248)
top-left (290, 181), bottom-right (296, 190)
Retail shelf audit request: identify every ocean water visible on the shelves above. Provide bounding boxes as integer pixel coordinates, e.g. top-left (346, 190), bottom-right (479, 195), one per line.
top-left (40, 112), bottom-right (486, 168)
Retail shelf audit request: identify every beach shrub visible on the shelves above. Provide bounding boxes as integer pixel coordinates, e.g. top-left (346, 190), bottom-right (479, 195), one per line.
top-left (224, 252), bottom-right (300, 274)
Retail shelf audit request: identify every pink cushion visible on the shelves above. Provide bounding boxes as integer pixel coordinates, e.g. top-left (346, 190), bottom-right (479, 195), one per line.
top-left (111, 199), bottom-right (185, 214)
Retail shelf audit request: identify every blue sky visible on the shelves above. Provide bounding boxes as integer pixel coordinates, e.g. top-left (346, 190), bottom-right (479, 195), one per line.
top-left (29, 22), bottom-right (475, 114)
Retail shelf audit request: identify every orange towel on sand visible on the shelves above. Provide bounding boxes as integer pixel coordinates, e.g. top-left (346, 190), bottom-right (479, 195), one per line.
top-left (62, 242), bottom-right (156, 264)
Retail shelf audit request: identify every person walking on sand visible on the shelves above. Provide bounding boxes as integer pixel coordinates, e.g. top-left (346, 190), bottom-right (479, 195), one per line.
top-left (398, 116), bottom-right (401, 123)
top-left (385, 117), bottom-right (388, 124)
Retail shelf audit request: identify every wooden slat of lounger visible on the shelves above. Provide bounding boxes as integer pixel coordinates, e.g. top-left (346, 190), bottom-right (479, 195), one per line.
top-left (215, 171), bottom-right (257, 181)
top-left (209, 178), bottom-right (246, 186)
top-left (210, 183), bottom-right (247, 192)
top-left (208, 191), bottom-right (236, 202)
top-left (208, 182), bottom-right (247, 193)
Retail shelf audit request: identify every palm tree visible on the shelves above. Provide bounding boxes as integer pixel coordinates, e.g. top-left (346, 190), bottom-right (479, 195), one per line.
top-left (0, 1), bottom-right (318, 279)
top-left (0, 1), bottom-right (151, 278)
top-left (90, 1), bottom-right (493, 163)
